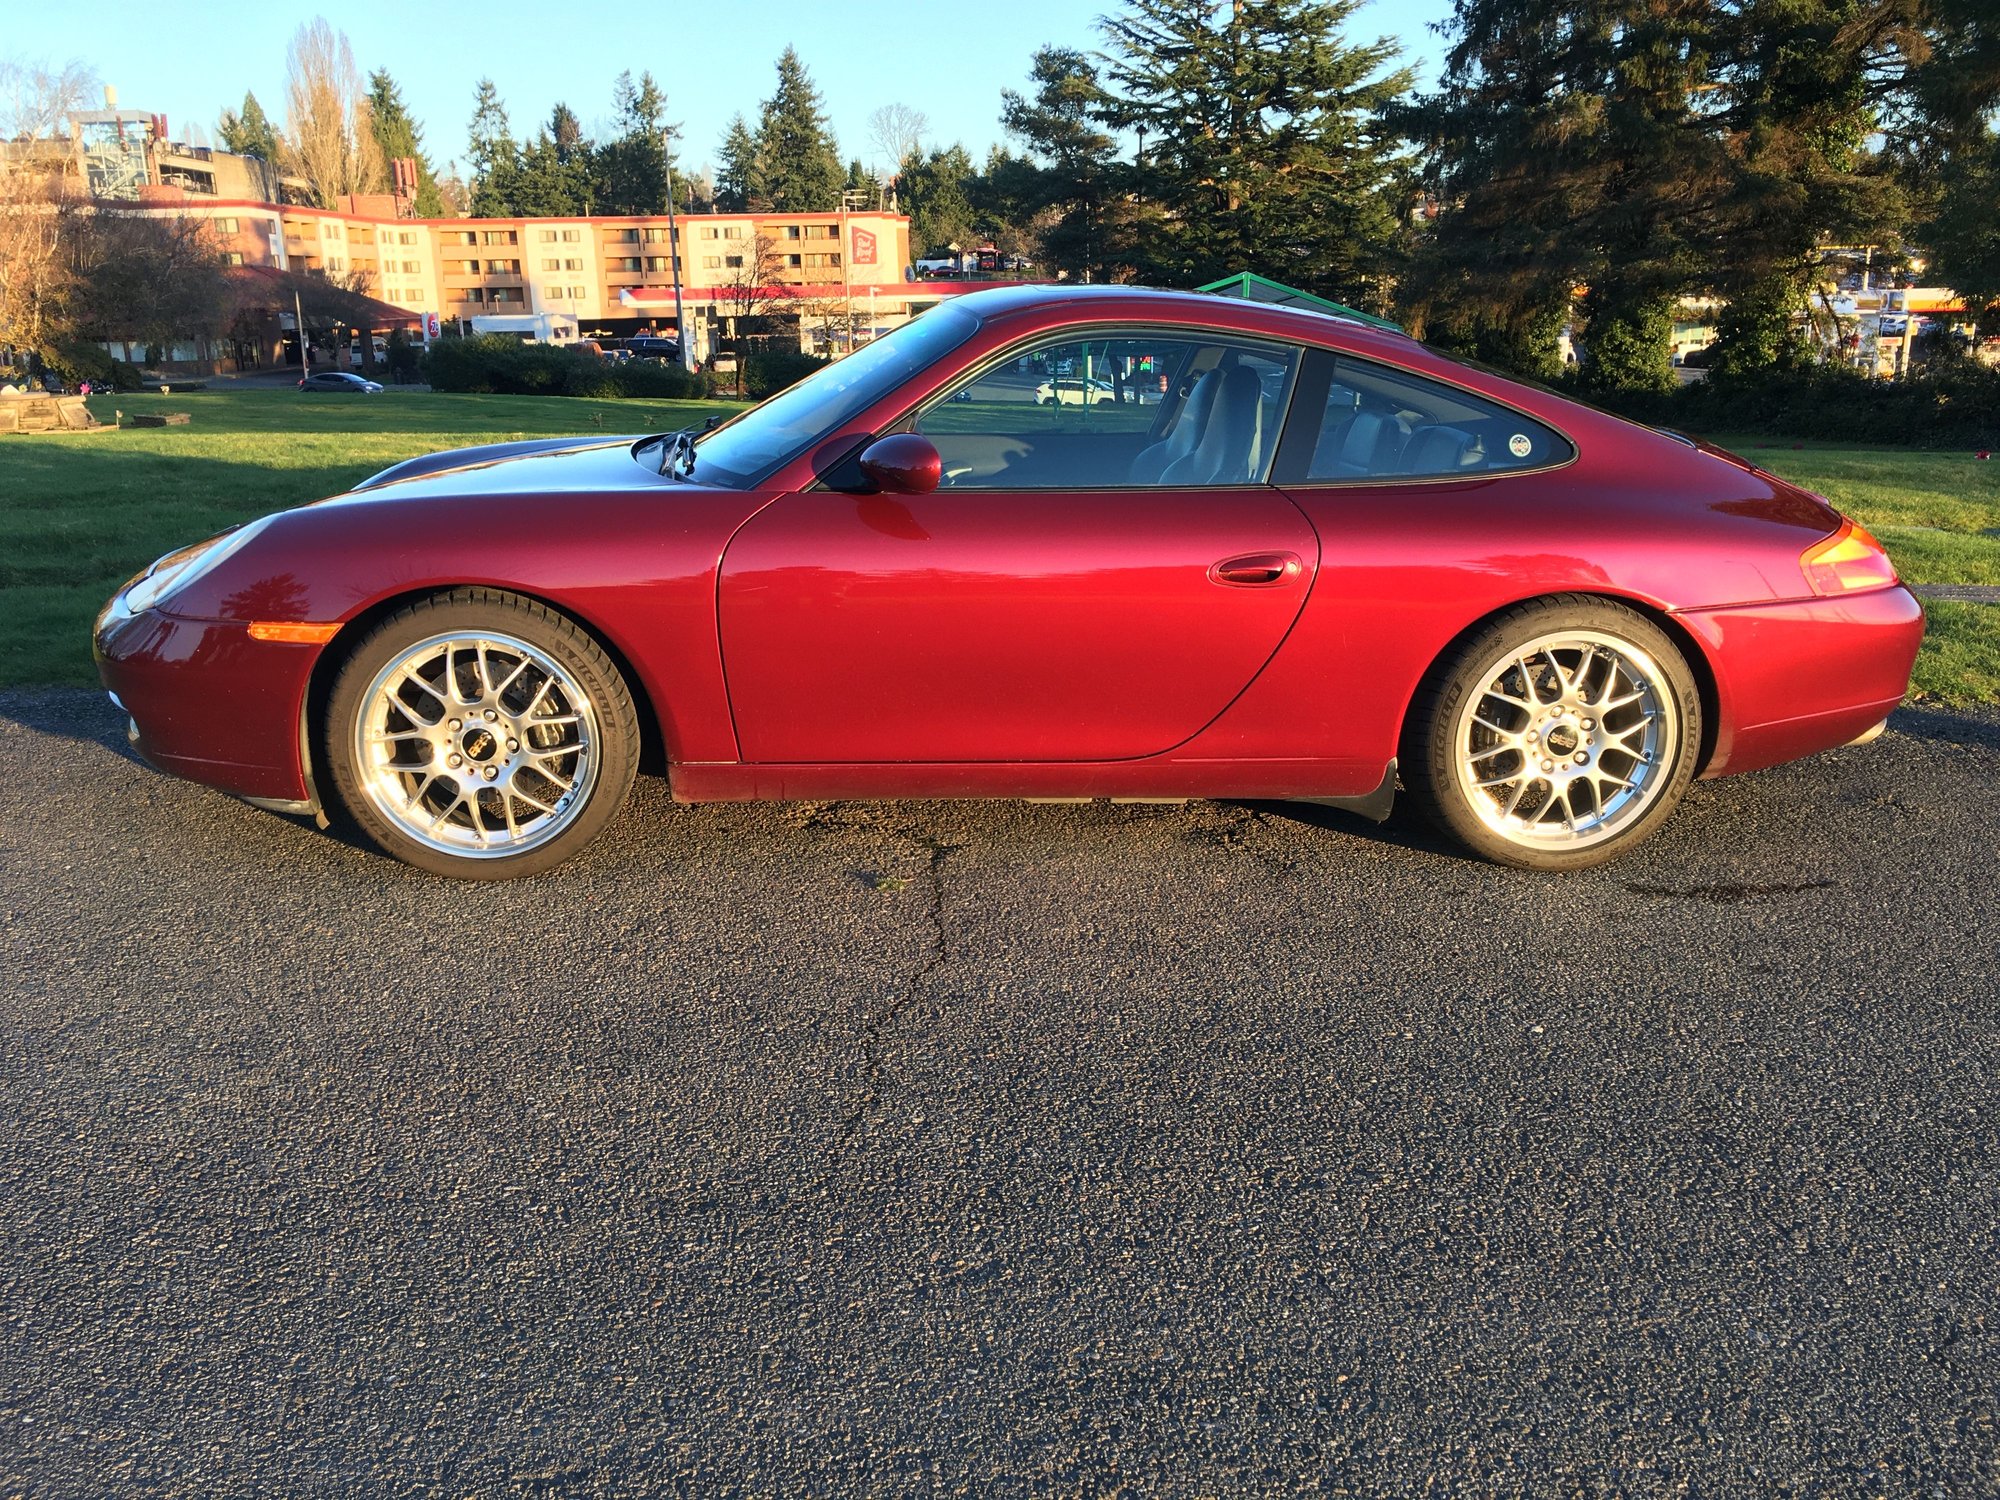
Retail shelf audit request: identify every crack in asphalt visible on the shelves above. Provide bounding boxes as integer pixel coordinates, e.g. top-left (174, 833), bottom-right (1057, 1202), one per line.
top-left (1623, 878), bottom-right (1837, 904)
top-left (799, 807), bottom-right (962, 1135)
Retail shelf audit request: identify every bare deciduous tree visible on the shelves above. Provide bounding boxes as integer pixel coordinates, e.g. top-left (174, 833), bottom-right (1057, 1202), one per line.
top-left (866, 103), bottom-right (928, 175)
top-left (0, 58), bottom-right (97, 147)
top-left (282, 19), bottom-right (385, 208)
top-left (0, 170), bottom-right (86, 357)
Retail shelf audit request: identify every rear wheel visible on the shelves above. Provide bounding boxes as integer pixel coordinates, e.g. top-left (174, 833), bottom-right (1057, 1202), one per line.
top-left (325, 590), bottom-right (639, 878)
top-left (1402, 597), bottom-right (1701, 870)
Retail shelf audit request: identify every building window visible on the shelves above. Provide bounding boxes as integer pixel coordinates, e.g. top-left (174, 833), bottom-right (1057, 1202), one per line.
top-left (542, 258), bottom-right (561, 271)
top-left (804, 224), bottom-right (834, 239)
top-left (450, 287), bottom-right (484, 303)
top-left (782, 225), bottom-right (801, 239)
top-left (607, 257), bottom-right (640, 272)
top-left (214, 216), bottom-right (239, 234)
top-left (223, 251), bottom-right (244, 266)
top-left (562, 257), bottom-right (582, 271)
top-left (643, 227), bottom-right (672, 244)
top-left (326, 256), bottom-right (345, 272)
top-left (804, 252), bottom-right (841, 268)
top-left (702, 255), bottom-right (721, 269)
top-left (570, 285), bottom-right (587, 299)
top-left (784, 253), bottom-right (802, 267)
top-left (481, 230), bottom-right (518, 245)
top-left (539, 229), bottom-right (558, 242)
top-left (402, 259), bottom-right (421, 273)
top-left (324, 223), bottom-right (343, 240)
top-left (487, 259), bottom-right (521, 273)
top-left (398, 231), bottom-right (416, 245)
top-left (561, 228), bottom-right (580, 242)
top-left (606, 228), bottom-right (638, 242)
top-left (645, 256), bottom-right (676, 272)
top-left (724, 254), bottom-right (744, 269)
top-left (448, 230), bottom-right (476, 245)
top-left (489, 287), bottom-right (523, 303)
top-left (722, 224), bottom-right (745, 239)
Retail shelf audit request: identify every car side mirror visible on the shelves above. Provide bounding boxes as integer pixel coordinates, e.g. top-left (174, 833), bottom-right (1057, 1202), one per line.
top-left (857, 434), bottom-right (941, 496)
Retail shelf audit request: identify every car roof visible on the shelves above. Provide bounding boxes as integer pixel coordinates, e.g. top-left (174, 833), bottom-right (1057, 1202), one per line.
top-left (949, 282), bottom-right (1417, 359)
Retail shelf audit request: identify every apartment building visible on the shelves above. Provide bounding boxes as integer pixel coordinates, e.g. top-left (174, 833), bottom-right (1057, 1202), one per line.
top-left (148, 193), bottom-right (954, 358)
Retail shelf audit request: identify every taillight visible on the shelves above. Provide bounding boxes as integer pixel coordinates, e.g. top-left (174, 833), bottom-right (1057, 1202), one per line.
top-left (1800, 520), bottom-right (1898, 596)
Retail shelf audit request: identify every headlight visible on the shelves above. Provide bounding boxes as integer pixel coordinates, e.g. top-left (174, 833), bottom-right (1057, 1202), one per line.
top-left (121, 515), bottom-right (277, 614)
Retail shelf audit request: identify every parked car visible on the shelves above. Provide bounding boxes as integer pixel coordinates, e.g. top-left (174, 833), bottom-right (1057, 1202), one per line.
top-left (625, 337), bottom-right (681, 364)
top-left (1035, 376), bottom-right (1122, 406)
top-left (99, 284), bottom-right (1920, 879)
top-left (298, 371), bottom-right (383, 394)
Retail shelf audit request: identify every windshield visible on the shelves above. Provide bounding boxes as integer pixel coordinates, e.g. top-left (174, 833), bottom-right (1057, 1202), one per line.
top-left (689, 306), bottom-right (979, 486)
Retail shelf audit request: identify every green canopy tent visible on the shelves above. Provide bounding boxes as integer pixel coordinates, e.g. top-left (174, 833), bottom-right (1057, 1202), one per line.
top-left (1195, 272), bottom-right (1403, 334)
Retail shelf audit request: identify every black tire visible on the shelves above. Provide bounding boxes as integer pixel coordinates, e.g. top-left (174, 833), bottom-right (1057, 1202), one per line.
top-left (324, 589), bottom-right (640, 879)
top-left (1400, 595), bottom-right (1702, 870)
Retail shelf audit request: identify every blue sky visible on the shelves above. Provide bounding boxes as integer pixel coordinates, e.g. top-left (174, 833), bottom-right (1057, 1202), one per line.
top-left (7, 0), bottom-right (1454, 180)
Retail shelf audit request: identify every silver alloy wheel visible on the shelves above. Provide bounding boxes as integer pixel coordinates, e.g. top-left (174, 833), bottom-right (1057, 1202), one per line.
top-left (352, 630), bottom-right (602, 859)
top-left (1450, 628), bottom-right (1678, 850)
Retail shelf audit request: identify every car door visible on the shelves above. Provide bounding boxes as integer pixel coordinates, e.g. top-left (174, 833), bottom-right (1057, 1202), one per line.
top-left (717, 329), bottom-right (1318, 765)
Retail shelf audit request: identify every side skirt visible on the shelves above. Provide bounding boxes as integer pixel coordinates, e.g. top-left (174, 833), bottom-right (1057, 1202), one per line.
top-left (1286, 758), bottom-right (1397, 824)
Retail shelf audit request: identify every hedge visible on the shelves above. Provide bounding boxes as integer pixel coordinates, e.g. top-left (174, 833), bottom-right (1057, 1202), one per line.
top-left (1571, 361), bottom-right (2000, 448)
top-left (421, 335), bottom-right (716, 400)
top-left (420, 335), bottom-right (841, 403)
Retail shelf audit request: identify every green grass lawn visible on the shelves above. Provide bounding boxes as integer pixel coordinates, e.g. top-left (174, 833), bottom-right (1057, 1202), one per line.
top-left (0, 388), bottom-right (735, 686)
top-left (1703, 435), bottom-right (2000, 702)
top-left (1, 394), bottom-right (1994, 703)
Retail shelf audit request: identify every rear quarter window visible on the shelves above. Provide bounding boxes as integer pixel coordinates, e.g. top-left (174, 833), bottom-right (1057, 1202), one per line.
top-left (1283, 352), bottom-right (1575, 484)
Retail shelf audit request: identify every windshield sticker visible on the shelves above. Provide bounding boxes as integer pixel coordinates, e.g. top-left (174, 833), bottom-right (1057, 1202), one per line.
top-left (1508, 433), bottom-right (1533, 459)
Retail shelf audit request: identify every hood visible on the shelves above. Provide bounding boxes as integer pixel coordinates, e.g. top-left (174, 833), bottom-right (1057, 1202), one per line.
top-left (339, 433), bottom-right (676, 504)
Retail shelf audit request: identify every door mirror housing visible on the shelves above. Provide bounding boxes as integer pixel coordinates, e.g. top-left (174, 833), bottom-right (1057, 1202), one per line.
top-left (857, 434), bottom-right (942, 495)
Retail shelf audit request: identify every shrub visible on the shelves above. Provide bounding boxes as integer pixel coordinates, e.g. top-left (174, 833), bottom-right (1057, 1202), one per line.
top-left (421, 335), bottom-right (718, 401)
top-left (1560, 361), bottom-right (2000, 449)
top-left (741, 349), bottom-right (827, 399)
top-left (45, 341), bottom-right (114, 387)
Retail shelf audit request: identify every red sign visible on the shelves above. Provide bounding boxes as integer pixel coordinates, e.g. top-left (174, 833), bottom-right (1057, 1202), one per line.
top-left (423, 312), bottom-right (441, 339)
top-left (851, 227), bottom-right (877, 266)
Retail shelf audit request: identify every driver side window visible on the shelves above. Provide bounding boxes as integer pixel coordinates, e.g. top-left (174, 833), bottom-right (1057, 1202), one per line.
top-left (913, 332), bottom-right (1298, 490)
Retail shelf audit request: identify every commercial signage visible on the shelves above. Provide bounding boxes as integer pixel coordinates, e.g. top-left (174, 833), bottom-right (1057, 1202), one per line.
top-left (423, 312), bottom-right (441, 339)
top-left (851, 227), bottom-right (877, 267)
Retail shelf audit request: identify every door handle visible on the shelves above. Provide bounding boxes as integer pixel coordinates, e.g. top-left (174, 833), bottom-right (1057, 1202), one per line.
top-left (1208, 551), bottom-right (1301, 587)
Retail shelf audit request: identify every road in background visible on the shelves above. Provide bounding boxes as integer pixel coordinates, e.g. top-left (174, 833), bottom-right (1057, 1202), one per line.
top-left (4, 690), bottom-right (1996, 1495)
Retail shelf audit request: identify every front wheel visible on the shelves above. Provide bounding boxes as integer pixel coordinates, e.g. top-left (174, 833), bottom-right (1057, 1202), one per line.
top-left (325, 589), bottom-right (639, 879)
top-left (1401, 597), bottom-right (1701, 870)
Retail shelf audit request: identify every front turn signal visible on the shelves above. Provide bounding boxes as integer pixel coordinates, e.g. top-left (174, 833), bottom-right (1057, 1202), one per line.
top-left (1800, 521), bottom-right (1899, 597)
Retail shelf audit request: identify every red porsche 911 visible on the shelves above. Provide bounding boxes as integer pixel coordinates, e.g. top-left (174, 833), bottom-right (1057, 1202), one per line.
top-left (96, 285), bottom-right (1921, 878)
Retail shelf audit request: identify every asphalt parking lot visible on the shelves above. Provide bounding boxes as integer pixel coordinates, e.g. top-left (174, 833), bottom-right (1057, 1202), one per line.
top-left (4, 688), bottom-right (1997, 1496)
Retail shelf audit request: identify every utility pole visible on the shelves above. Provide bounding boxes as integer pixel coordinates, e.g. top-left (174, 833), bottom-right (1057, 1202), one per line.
top-left (661, 124), bottom-right (690, 370)
top-left (840, 187), bottom-right (868, 354)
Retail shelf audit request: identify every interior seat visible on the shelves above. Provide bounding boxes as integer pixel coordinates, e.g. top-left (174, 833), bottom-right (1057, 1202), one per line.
top-left (1312, 409), bottom-right (1408, 478)
top-left (1159, 366), bottom-right (1265, 487)
top-left (1398, 424), bottom-right (1481, 476)
top-left (1129, 368), bottom-right (1219, 484)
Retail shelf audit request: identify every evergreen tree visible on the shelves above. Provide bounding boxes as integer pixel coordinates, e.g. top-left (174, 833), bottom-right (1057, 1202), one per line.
top-left (1405, 0), bottom-right (1731, 391)
top-left (598, 71), bottom-right (677, 215)
top-left (1098, 0), bottom-right (1414, 307)
top-left (465, 78), bottom-right (519, 217)
top-left (366, 70), bottom-right (444, 217)
top-left (715, 112), bottom-right (765, 211)
top-left (756, 48), bottom-right (844, 212)
top-left (999, 47), bottom-right (1130, 282)
top-left (844, 157), bottom-right (874, 202)
top-left (901, 145), bottom-right (980, 255)
top-left (218, 91), bottom-right (281, 161)
top-left (510, 104), bottom-right (595, 215)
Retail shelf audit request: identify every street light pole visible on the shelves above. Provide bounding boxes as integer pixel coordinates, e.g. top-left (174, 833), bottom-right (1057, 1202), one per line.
top-left (661, 125), bottom-right (690, 371)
